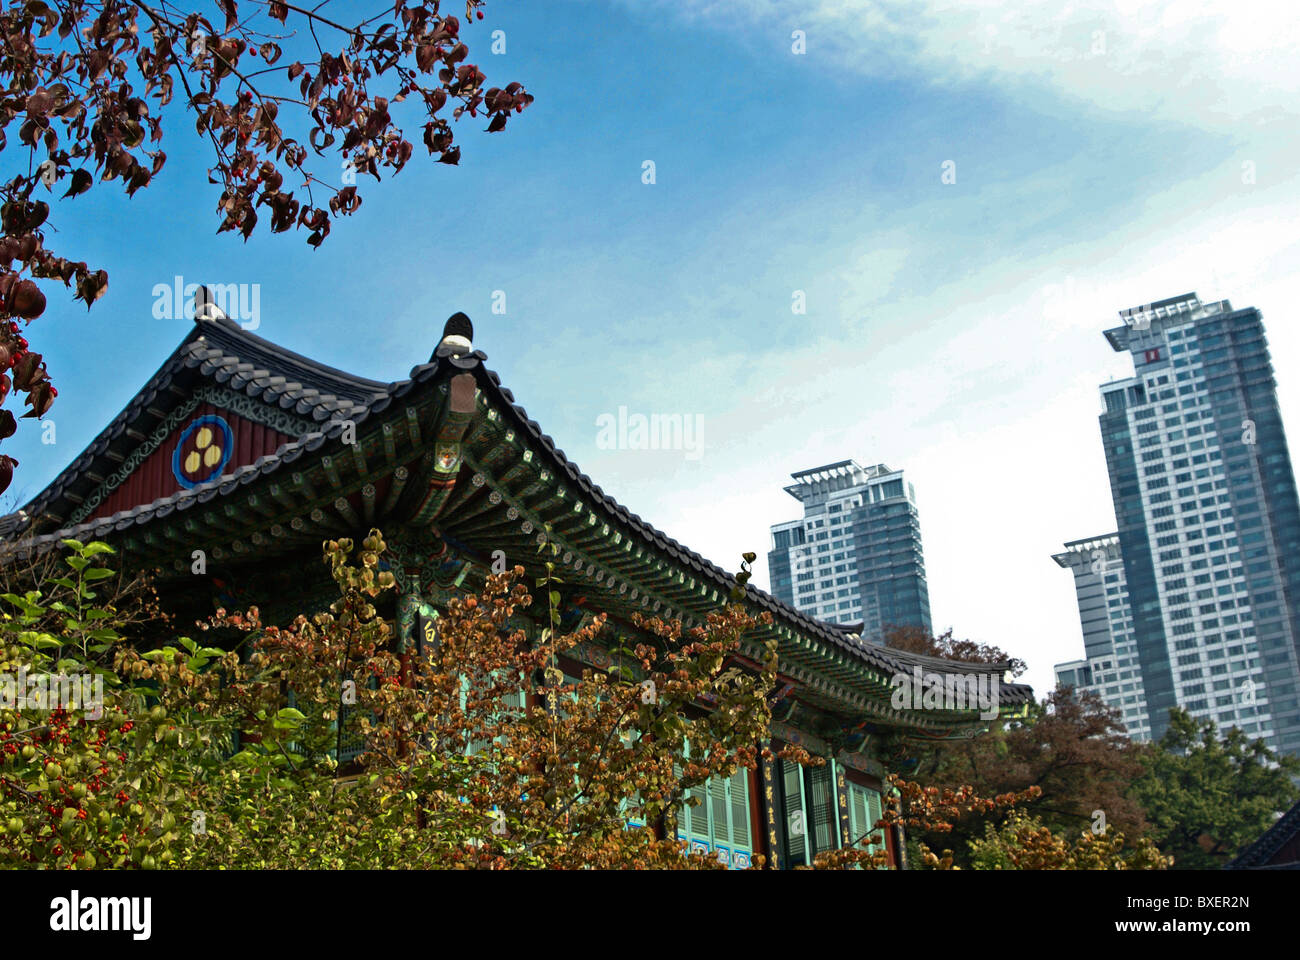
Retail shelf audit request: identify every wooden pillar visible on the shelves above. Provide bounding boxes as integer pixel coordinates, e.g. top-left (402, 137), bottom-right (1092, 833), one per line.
top-left (831, 757), bottom-right (852, 849)
top-left (757, 742), bottom-right (783, 870)
top-left (747, 762), bottom-right (765, 866)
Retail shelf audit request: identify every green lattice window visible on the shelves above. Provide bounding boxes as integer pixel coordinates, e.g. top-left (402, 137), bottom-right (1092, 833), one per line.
top-left (465, 671), bottom-right (527, 756)
top-left (676, 741), bottom-right (754, 869)
top-left (778, 758), bottom-right (838, 867)
top-left (846, 781), bottom-right (886, 859)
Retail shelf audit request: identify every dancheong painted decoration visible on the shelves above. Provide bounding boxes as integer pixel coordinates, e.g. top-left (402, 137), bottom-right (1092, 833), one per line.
top-left (0, 310), bottom-right (1031, 869)
top-left (172, 414), bottom-right (233, 488)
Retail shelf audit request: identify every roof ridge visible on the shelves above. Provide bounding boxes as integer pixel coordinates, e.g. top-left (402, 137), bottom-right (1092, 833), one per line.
top-left (0, 318), bottom-right (404, 536)
top-left (194, 316), bottom-right (391, 396)
top-left (470, 362), bottom-right (1025, 687)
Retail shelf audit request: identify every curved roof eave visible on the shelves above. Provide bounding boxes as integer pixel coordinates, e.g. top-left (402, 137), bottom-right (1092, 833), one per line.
top-left (0, 317), bottom-right (1033, 709)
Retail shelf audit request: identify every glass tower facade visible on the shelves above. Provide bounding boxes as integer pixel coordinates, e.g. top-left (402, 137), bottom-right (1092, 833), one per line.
top-left (1052, 534), bottom-right (1153, 740)
top-left (1081, 292), bottom-right (1300, 755)
top-left (768, 460), bottom-right (931, 640)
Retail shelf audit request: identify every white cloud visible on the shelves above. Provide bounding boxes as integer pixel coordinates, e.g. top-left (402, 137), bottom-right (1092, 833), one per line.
top-left (632, 0), bottom-right (1300, 129)
top-left (512, 3), bottom-right (1300, 700)
top-left (570, 152), bottom-right (1300, 699)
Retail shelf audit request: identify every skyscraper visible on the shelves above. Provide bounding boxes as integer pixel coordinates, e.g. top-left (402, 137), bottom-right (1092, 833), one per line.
top-left (1057, 292), bottom-right (1300, 756)
top-left (1052, 534), bottom-right (1152, 740)
top-left (768, 460), bottom-right (931, 640)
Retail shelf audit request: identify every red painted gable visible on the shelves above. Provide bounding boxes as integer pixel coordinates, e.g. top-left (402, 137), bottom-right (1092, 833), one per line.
top-left (89, 403), bottom-right (294, 521)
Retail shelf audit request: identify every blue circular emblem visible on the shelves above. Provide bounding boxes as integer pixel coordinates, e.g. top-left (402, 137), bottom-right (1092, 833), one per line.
top-left (172, 415), bottom-right (234, 489)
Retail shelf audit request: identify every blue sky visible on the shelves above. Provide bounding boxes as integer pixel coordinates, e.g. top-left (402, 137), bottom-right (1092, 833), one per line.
top-left (6, 0), bottom-right (1300, 698)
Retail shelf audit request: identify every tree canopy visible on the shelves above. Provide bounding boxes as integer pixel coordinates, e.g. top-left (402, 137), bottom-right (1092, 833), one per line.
top-left (0, 0), bottom-right (532, 492)
top-left (1128, 707), bottom-right (1300, 869)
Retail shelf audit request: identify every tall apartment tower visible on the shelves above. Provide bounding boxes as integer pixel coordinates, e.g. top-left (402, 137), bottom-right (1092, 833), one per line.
top-left (768, 460), bottom-right (931, 640)
top-left (1052, 534), bottom-right (1153, 740)
top-left (1063, 292), bottom-right (1300, 756)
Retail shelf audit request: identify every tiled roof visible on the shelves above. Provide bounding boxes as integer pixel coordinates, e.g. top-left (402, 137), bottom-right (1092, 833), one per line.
top-left (475, 363), bottom-right (1029, 699)
top-left (0, 315), bottom-right (1032, 705)
top-left (0, 316), bottom-right (392, 537)
top-left (191, 317), bottom-right (391, 413)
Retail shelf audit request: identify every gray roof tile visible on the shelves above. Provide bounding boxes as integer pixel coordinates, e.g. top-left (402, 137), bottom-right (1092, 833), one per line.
top-left (0, 316), bottom-right (1031, 703)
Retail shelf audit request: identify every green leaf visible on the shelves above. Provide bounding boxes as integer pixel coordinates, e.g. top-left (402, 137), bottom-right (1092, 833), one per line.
top-left (82, 568), bottom-right (115, 581)
top-left (3, 593), bottom-right (46, 616)
top-left (65, 556), bottom-right (89, 572)
top-left (22, 632), bottom-right (63, 650)
top-left (82, 542), bottom-right (116, 557)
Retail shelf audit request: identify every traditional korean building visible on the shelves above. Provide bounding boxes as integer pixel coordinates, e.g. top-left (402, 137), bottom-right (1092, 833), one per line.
top-left (0, 311), bottom-right (1031, 869)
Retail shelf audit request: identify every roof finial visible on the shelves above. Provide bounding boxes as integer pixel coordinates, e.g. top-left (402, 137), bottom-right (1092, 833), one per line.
top-left (436, 312), bottom-right (473, 359)
top-left (193, 285), bottom-right (228, 323)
